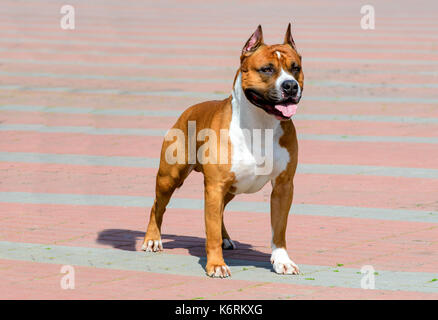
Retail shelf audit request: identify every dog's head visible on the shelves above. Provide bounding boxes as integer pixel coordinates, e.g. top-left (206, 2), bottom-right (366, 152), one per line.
top-left (238, 24), bottom-right (304, 120)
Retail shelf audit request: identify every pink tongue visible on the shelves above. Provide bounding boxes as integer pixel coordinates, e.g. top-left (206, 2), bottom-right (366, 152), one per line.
top-left (274, 103), bottom-right (298, 118)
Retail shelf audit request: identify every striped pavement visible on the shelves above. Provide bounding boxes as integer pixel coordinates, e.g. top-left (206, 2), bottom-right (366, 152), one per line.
top-left (0, 0), bottom-right (437, 300)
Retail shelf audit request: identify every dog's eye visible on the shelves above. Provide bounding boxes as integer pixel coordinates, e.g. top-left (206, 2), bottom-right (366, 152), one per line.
top-left (291, 64), bottom-right (301, 73)
top-left (259, 65), bottom-right (274, 74)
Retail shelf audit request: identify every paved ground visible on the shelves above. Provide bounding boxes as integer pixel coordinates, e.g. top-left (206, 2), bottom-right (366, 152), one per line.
top-left (0, 0), bottom-right (437, 299)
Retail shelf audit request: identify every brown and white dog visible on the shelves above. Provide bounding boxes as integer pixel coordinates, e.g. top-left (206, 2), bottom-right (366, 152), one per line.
top-left (142, 24), bottom-right (304, 278)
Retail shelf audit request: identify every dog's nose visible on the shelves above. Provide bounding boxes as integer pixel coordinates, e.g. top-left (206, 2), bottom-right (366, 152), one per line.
top-left (281, 80), bottom-right (299, 97)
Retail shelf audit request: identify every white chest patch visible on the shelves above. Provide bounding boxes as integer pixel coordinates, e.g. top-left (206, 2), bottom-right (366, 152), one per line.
top-left (229, 74), bottom-right (290, 195)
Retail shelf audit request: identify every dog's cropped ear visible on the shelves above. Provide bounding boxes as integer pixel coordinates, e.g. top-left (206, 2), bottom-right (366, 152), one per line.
top-left (283, 23), bottom-right (296, 50)
top-left (241, 25), bottom-right (264, 56)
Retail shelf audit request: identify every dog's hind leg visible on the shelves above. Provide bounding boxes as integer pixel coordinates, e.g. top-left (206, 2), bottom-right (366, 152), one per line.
top-left (142, 163), bottom-right (192, 252)
top-left (221, 192), bottom-right (236, 250)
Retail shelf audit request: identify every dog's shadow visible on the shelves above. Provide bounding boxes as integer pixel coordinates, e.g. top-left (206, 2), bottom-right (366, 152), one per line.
top-left (96, 229), bottom-right (272, 270)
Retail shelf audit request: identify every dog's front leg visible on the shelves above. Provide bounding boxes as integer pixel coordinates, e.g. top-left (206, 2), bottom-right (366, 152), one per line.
top-left (204, 180), bottom-right (232, 278)
top-left (270, 178), bottom-right (300, 275)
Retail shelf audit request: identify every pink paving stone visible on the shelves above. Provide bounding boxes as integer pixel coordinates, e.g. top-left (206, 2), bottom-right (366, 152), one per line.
top-left (0, 63), bottom-right (238, 81)
top-left (7, 39), bottom-right (438, 74)
top-left (1, 201), bottom-right (437, 273)
top-left (3, 24), bottom-right (438, 44)
top-left (3, 74), bottom-right (438, 100)
top-left (0, 111), bottom-right (179, 130)
top-left (2, 111), bottom-right (438, 138)
top-left (1, 47), bottom-right (437, 76)
top-left (5, 19), bottom-right (438, 36)
top-left (1, 259), bottom-right (437, 300)
top-left (1, 89), bottom-right (437, 119)
top-left (1, 162), bottom-right (438, 211)
top-left (0, 90), bottom-right (208, 111)
top-left (2, 131), bottom-right (438, 169)
top-left (2, 38), bottom-right (437, 63)
top-left (2, 65), bottom-right (438, 98)
top-left (2, 38), bottom-right (438, 62)
top-left (3, 62), bottom-right (438, 90)
top-left (3, 26), bottom-right (438, 52)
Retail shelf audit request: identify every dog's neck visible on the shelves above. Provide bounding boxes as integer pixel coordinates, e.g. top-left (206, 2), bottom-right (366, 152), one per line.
top-left (231, 72), bottom-right (281, 131)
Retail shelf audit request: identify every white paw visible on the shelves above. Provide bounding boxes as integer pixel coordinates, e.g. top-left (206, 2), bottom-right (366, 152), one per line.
top-left (142, 239), bottom-right (163, 252)
top-left (270, 248), bottom-right (300, 275)
top-left (207, 265), bottom-right (232, 278)
top-left (222, 238), bottom-right (237, 250)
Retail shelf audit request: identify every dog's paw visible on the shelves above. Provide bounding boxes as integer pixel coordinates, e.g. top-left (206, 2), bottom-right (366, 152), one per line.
top-left (206, 264), bottom-right (232, 278)
top-left (222, 238), bottom-right (237, 250)
top-left (270, 248), bottom-right (300, 275)
top-left (141, 239), bottom-right (163, 252)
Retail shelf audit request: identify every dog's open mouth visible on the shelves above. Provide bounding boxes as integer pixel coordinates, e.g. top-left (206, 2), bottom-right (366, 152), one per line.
top-left (244, 89), bottom-right (299, 120)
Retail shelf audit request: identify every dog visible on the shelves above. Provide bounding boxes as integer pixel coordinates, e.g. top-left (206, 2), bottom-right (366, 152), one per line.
top-left (142, 24), bottom-right (304, 278)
